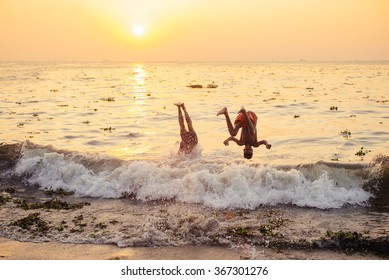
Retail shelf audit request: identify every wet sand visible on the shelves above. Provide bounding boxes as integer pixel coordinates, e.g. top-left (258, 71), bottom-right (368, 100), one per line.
top-left (1, 179), bottom-right (388, 260)
top-left (0, 237), bottom-right (383, 260)
top-left (1, 149), bottom-right (388, 261)
top-left (0, 237), bottom-right (241, 260)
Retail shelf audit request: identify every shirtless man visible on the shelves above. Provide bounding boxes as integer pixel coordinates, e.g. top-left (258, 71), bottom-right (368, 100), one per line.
top-left (175, 103), bottom-right (198, 154)
top-left (217, 106), bottom-right (271, 159)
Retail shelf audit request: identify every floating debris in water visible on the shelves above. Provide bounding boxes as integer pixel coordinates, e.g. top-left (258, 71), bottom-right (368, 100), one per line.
top-left (100, 127), bottom-right (115, 132)
top-left (206, 83), bottom-right (218, 89)
top-left (263, 97), bottom-right (276, 102)
top-left (355, 147), bottom-right (371, 158)
top-left (340, 129), bottom-right (351, 139)
top-left (331, 154), bottom-right (339, 161)
top-left (187, 84), bottom-right (203, 89)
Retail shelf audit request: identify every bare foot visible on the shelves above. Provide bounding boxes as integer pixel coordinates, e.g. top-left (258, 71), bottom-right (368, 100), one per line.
top-left (217, 107), bottom-right (227, 116)
top-left (238, 106), bottom-right (246, 114)
top-left (266, 144), bottom-right (272, 149)
top-left (174, 102), bottom-right (183, 107)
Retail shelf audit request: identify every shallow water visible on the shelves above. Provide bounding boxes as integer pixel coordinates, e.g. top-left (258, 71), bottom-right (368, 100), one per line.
top-left (0, 62), bottom-right (388, 258)
top-left (1, 62), bottom-right (388, 163)
top-left (5, 142), bottom-right (386, 210)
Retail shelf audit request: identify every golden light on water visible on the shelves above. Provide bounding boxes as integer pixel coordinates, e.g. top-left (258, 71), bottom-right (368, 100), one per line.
top-left (131, 64), bottom-right (146, 87)
top-left (128, 64), bottom-right (147, 116)
top-left (130, 64), bottom-right (147, 101)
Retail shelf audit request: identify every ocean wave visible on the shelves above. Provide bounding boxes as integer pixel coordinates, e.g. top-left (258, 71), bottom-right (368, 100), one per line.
top-left (2, 141), bottom-right (388, 210)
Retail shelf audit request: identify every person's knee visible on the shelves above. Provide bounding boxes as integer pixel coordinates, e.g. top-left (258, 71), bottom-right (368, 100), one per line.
top-left (229, 130), bottom-right (237, 136)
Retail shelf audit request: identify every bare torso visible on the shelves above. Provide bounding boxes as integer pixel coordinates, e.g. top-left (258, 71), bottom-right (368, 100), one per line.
top-left (179, 131), bottom-right (198, 153)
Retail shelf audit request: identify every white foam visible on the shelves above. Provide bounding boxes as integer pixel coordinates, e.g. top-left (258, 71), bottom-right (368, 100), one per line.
top-left (14, 147), bottom-right (373, 209)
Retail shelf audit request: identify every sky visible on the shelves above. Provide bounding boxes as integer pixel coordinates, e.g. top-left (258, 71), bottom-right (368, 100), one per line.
top-left (1, 0), bottom-right (388, 62)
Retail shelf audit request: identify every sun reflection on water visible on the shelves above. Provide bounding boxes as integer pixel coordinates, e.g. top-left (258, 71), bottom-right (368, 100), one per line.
top-left (131, 64), bottom-right (146, 90)
top-left (127, 64), bottom-right (148, 116)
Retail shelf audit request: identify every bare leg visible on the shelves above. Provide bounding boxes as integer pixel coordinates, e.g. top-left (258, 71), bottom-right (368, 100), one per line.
top-left (223, 136), bottom-right (242, 146)
top-left (217, 107), bottom-right (240, 136)
top-left (175, 103), bottom-right (187, 137)
top-left (181, 103), bottom-right (195, 133)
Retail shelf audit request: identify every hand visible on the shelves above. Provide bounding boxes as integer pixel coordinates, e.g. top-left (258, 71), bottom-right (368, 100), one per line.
top-left (223, 140), bottom-right (229, 146)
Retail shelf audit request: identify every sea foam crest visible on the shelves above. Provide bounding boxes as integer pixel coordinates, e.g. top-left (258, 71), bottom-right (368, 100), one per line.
top-left (14, 146), bottom-right (373, 209)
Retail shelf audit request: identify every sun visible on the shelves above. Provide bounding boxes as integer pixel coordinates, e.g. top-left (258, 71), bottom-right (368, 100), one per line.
top-left (132, 25), bottom-right (145, 37)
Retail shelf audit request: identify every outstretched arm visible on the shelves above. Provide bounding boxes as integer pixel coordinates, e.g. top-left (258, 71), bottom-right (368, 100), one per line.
top-left (223, 136), bottom-right (244, 146)
top-left (253, 140), bottom-right (272, 149)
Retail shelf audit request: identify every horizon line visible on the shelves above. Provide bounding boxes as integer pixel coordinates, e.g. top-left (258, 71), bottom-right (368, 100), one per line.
top-left (1, 59), bottom-right (389, 64)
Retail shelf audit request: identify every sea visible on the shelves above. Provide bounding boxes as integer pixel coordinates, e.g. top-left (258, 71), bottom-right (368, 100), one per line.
top-left (0, 62), bottom-right (388, 259)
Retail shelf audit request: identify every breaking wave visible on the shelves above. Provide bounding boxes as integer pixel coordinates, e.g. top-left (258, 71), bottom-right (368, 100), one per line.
top-left (3, 142), bottom-right (388, 210)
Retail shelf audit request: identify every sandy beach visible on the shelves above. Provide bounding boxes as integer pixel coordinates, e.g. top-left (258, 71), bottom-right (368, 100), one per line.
top-left (1, 237), bottom-right (384, 260)
top-left (1, 147), bottom-right (388, 261)
top-left (0, 237), bottom-right (241, 260)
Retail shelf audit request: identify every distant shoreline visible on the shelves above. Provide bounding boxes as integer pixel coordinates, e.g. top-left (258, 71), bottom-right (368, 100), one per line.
top-left (1, 60), bottom-right (389, 64)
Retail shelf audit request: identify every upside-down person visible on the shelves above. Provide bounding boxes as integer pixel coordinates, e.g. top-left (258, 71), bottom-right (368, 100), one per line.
top-left (217, 106), bottom-right (271, 159)
top-left (175, 102), bottom-right (198, 154)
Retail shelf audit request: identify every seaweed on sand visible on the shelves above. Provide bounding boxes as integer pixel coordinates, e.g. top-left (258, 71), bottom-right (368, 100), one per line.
top-left (227, 226), bottom-right (252, 237)
top-left (13, 198), bottom-right (90, 210)
top-left (317, 230), bottom-right (389, 256)
top-left (10, 213), bottom-right (49, 234)
top-left (259, 218), bottom-right (290, 237)
top-left (70, 214), bottom-right (87, 233)
top-left (43, 187), bottom-right (75, 197)
top-left (0, 193), bottom-right (11, 205)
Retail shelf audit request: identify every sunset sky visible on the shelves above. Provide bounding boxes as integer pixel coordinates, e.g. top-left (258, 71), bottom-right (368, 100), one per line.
top-left (1, 0), bottom-right (388, 62)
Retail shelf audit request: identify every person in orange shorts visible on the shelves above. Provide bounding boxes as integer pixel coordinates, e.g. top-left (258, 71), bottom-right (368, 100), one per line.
top-left (175, 102), bottom-right (198, 154)
top-left (217, 106), bottom-right (271, 159)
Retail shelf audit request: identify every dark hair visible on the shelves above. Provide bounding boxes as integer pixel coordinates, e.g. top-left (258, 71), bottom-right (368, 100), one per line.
top-left (243, 150), bottom-right (253, 159)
